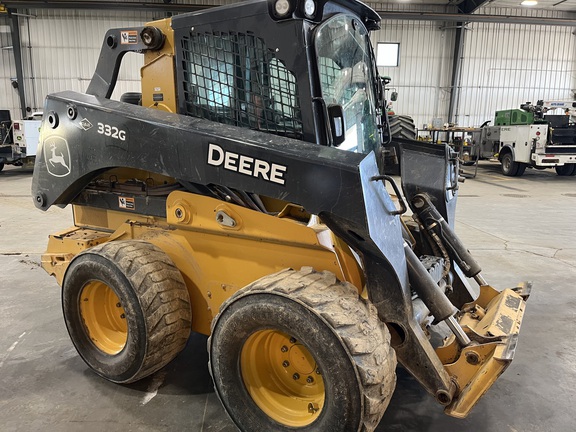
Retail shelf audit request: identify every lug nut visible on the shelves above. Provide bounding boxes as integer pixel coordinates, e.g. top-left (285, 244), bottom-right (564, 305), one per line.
top-left (281, 345), bottom-right (288, 353)
top-left (315, 368), bottom-right (321, 375)
top-left (116, 302), bottom-right (121, 307)
top-left (308, 403), bottom-right (319, 413)
top-left (120, 314), bottom-right (125, 319)
top-left (306, 376), bottom-right (314, 384)
top-left (292, 373), bottom-right (300, 380)
top-left (282, 361), bottom-right (290, 367)
top-left (289, 337), bottom-right (297, 344)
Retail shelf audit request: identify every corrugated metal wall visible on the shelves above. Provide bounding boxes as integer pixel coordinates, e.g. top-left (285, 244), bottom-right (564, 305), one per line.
top-left (1, 9), bottom-right (157, 120)
top-left (456, 8), bottom-right (576, 127)
top-left (0, 19), bottom-right (19, 122)
top-left (0, 2), bottom-right (239, 120)
top-left (371, 19), bottom-right (456, 130)
top-left (2, 5), bottom-right (576, 131)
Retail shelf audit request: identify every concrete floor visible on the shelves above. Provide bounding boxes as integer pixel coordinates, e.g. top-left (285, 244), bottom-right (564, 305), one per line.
top-left (1, 161), bottom-right (575, 432)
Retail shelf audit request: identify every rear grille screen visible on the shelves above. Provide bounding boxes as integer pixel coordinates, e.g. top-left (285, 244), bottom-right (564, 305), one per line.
top-left (181, 31), bottom-right (303, 140)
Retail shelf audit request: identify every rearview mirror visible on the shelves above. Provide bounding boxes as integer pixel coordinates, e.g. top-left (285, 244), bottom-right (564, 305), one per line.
top-left (390, 91), bottom-right (398, 102)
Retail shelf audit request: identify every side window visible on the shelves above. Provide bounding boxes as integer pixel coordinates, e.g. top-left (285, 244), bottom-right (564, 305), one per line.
top-left (315, 15), bottom-right (379, 154)
top-left (184, 34), bottom-right (235, 113)
top-left (181, 31), bottom-right (303, 140)
top-left (269, 59), bottom-right (301, 125)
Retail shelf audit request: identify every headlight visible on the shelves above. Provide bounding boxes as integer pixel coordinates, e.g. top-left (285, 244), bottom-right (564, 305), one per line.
top-left (274, 0), bottom-right (291, 17)
top-left (304, 0), bottom-right (316, 18)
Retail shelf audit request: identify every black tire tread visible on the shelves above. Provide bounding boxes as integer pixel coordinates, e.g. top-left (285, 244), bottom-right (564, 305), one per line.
top-left (79, 240), bottom-right (192, 382)
top-left (388, 115), bottom-right (416, 140)
top-left (556, 164), bottom-right (576, 176)
top-left (212, 267), bottom-right (396, 432)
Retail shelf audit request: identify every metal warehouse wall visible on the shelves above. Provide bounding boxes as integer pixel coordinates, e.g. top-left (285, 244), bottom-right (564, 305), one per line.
top-left (3, 5), bottom-right (575, 131)
top-left (371, 18), bottom-right (456, 131)
top-left (370, 6), bottom-right (576, 130)
top-left (456, 8), bottom-right (576, 127)
top-left (0, 20), bottom-right (18, 123)
top-left (1, 9), bottom-right (158, 120)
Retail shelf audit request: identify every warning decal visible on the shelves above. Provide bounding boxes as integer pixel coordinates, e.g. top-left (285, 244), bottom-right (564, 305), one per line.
top-left (120, 30), bottom-right (138, 45)
top-left (119, 196), bottom-right (136, 210)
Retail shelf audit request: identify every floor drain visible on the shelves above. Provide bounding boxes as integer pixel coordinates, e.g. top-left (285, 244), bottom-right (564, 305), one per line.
top-left (562, 193), bottom-right (576, 198)
top-left (502, 194), bottom-right (530, 198)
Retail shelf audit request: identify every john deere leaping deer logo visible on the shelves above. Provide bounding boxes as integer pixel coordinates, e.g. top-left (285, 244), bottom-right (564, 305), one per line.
top-left (43, 136), bottom-right (71, 177)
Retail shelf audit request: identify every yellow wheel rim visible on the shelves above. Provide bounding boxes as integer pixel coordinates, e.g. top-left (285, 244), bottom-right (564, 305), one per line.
top-left (79, 281), bottom-right (128, 355)
top-left (241, 329), bottom-right (325, 427)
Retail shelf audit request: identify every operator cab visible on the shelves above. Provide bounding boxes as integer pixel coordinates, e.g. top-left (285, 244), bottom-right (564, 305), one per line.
top-left (172, 0), bottom-right (384, 155)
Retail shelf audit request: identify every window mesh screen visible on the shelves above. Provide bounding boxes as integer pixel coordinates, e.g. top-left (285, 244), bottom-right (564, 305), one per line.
top-left (181, 31), bottom-right (303, 140)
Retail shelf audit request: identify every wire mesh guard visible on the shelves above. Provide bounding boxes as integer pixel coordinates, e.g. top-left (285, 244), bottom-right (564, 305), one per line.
top-left (181, 31), bottom-right (303, 140)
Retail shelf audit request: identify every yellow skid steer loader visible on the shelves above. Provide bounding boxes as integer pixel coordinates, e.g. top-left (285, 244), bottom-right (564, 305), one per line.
top-left (32, 0), bottom-right (529, 430)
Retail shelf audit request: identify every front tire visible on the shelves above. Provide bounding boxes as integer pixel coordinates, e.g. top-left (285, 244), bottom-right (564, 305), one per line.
top-left (555, 164), bottom-right (576, 176)
top-left (209, 268), bottom-right (396, 432)
top-left (62, 240), bottom-right (192, 383)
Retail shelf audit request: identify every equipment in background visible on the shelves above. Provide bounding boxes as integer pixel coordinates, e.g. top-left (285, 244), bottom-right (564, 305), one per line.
top-left (0, 110), bottom-right (41, 171)
top-left (417, 126), bottom-right (482, 178)
top-left (31, 1), bottom-right (529, 430)
top-left (480, 100), bottom-right (576, 176)
top-left (378, 76), bottom-right (416, 174)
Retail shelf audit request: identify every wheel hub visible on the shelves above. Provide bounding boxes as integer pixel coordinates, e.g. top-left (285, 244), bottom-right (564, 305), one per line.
top-left (79, 280), bottom-right (128, 355)
top-left (240, 329), bottom-right (325, 427)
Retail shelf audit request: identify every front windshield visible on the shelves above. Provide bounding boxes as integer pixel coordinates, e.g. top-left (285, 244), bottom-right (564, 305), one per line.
top-left (315, 14), bottom-right (379, 154)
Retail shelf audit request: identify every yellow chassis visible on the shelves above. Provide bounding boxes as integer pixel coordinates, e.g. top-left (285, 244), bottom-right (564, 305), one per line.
top-left (42, 191), bottom-right (363, 335)
top-left (42, 189), bottom-right (528, 417)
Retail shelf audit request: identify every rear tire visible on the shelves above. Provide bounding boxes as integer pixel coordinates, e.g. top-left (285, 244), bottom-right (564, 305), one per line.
top-left (501, 152), bottom-right (520, 176)
top-left (388, 115), bottom-right (416, 140)
top-left (209, 268), bottom-right (396, 432)
top-left (0, 162), bottom-right (4, 171)
top-left (555, 164), bottom-right (576, 176)
top-left (62, 240), bottom-right (192, 383)
top-left (384, 115), bottom-right (416, 175)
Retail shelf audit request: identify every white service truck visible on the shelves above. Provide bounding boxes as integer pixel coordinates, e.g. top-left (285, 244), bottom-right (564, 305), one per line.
top-left (0, 113), bottom-right (42, 171)
top-left (479, 101), bottom-right (576, 176)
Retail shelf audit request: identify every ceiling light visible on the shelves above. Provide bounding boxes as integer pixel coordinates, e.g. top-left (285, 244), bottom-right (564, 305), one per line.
top-left (520, 0), bottom-right (538, 5)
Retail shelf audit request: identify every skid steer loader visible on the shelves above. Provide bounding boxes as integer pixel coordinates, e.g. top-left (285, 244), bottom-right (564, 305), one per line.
top-left (32, 0), bottom-right (529, 430)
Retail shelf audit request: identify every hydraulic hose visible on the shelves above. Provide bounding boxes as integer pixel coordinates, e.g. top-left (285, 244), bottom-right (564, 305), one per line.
top-left (411, 194), bottom-right (482, 278)
top-left (404, 243), bottom-right (470, 346)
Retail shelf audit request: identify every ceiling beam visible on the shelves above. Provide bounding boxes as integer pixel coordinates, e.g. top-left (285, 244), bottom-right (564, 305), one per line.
top-left (3, 1), bottom-right (575, 27)
top-left (376, 10), bottom-right (576, 26)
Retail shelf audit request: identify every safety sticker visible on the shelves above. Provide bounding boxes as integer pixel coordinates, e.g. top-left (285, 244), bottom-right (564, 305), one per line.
top-left (119, 196), bottom-right (135, 210)
top-left (120, 30), bottom-right (138, 45)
